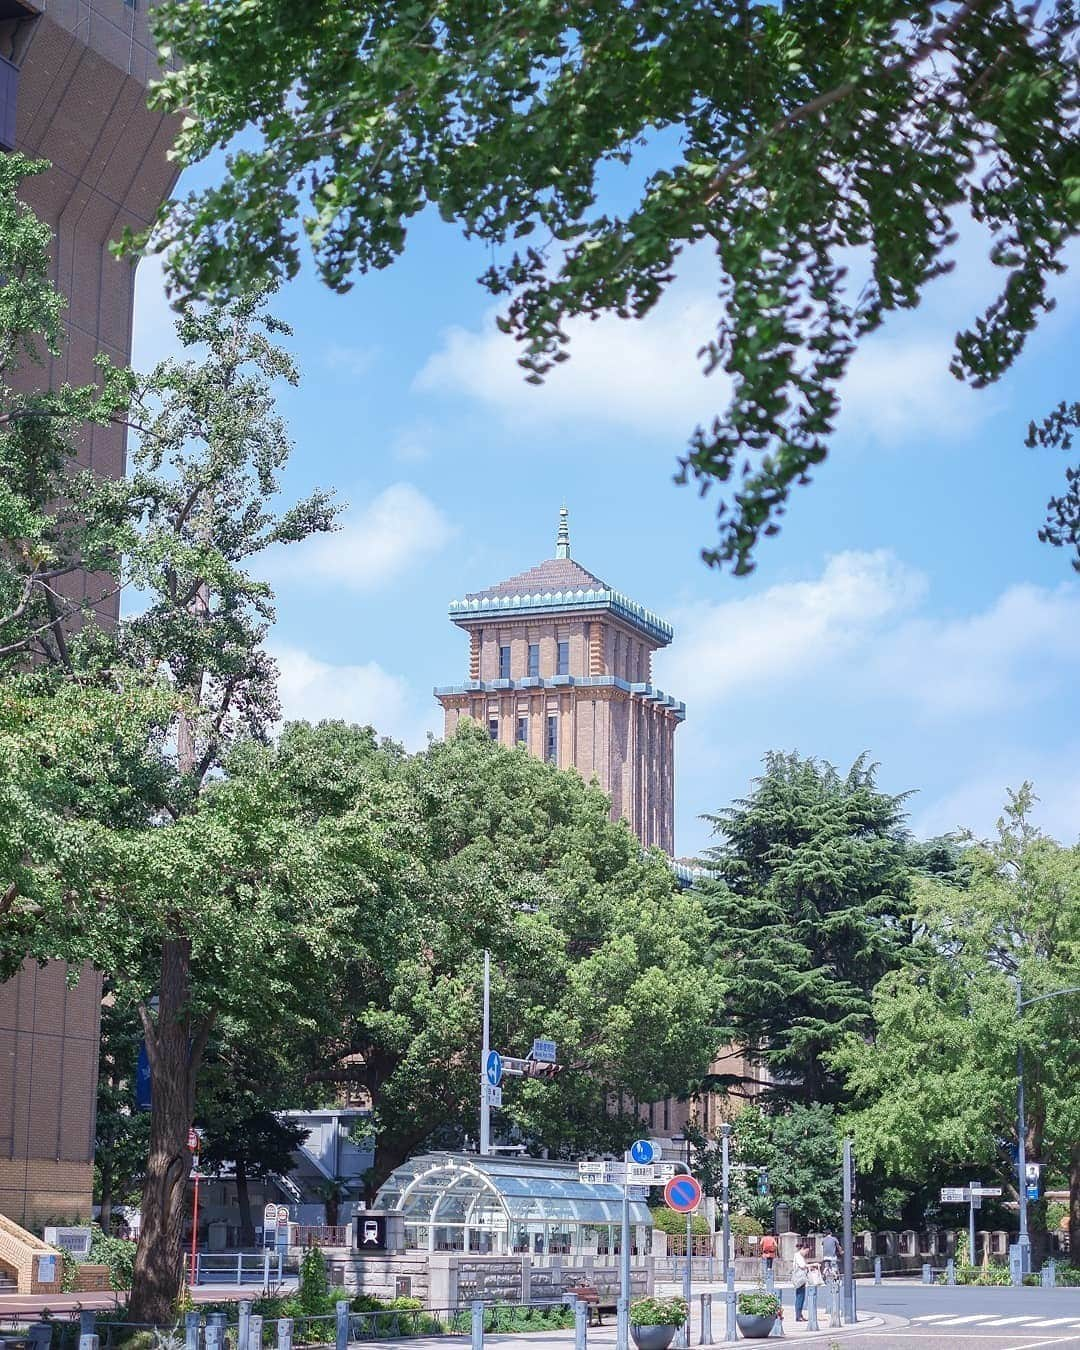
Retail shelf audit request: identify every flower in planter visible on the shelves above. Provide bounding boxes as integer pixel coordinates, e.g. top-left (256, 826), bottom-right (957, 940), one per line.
top-left (629, 1297), bottom-right (688, 1327)
top-left (736, 1291), bottom-right (782, 1319)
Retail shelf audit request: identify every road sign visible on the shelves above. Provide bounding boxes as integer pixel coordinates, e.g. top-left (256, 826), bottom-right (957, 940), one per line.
top-left (970, 1186), bottom-right (1002, 1197)
top-left (940, 1187), bottom-right (968, 1202)
top-left (484, 1084), bottom-right (503, 1107)
top-left (485, 1050), bottom-right (503, 1087)
top-left (627, 1163), bottom-right (656, 1184)
top-left (532, 1038), bottom-right (557, 1063)
top-left (627, 1186), bottom-right (649, 1202)
top-left (664, 1174), bottom-right (702, 1213)
top-left (187, 1128), bottom-right (200, 1154)
top-left (276, 1205), bottom-right (289, 1222)
top-left (501, 1056), bottom-right (529, 1076)
top-left (578, 1161), bottom-right (625, 1184)
top-left (654, 1163), bottom-right (678, 1183)
top-left (630, 1139), bottom-right (657, 1165)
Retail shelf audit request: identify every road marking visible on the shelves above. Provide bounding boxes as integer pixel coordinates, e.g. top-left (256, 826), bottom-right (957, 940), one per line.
top-left (932, 1314), bottom-right (1000, 1324)
top-left (998, 1337), bottom-right (1080, 1350)
top-left (1021, 1320), bottom-right (1080, 1328)
top-left (911, 1313), bottom-right (959, 1322)
top-left (981, 1317), bottom-right (1043, 1326)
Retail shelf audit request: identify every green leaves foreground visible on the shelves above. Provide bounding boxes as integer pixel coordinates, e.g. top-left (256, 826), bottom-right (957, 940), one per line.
top-left (140, 0), bottom-right (1079, 572)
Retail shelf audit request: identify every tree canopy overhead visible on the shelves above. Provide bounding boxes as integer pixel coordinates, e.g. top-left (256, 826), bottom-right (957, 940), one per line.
top-left (141, 0), bottom-right (1078, 573)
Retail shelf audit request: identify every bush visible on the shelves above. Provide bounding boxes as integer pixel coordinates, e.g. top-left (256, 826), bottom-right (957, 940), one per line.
top-left (297, 1247), bottom-right (332, 1315)
top-left (59, 1249), bottom-right (79, 1293)
top-left (650, 1207), bottom-right (711, 1237)
top-left (737, 1291), bottom-right (781, 1318)
top-left (730, 1214), bottom-right (764, 1239)
top-left (630, 1297), bottom-right (687, 1328)
top-left (1047, 1201), bottom-right (1068, 1232)
top-left (88, 1225), bottom-right (137, 1291)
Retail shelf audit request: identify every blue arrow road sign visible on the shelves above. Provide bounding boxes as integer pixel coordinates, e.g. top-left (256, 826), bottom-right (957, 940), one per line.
top-left (485, 1050), bottom-right (503, 1087)
top-left (630, 1139), bottom-right (656, 1165)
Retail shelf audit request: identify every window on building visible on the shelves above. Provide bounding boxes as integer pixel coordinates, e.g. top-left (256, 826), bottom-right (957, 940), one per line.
top-left (663, 1097), bottom-right (670, 1132)
top-left (546, 715), bottom-right (558, 763)
top-left (527, 643), bottom-right (539, 677)
top-left (498, 644), bottom-right (511, 679)
top-left (516, 716), bottom-right (528, 746)
top-left (557, 640), bottom-right (569, 676)
top-left (488, 718), bottom-right (499, 741)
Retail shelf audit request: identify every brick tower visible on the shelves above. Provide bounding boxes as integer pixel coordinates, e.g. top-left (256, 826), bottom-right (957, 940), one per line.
top-left (0, 0), bottom-right (180, 1225)
top-left (436, 509), bottom-right (685, 853)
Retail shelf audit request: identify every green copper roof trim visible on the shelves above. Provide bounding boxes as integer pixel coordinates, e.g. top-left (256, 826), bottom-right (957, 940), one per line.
top-left (448, 586), bottom-right (674, 646)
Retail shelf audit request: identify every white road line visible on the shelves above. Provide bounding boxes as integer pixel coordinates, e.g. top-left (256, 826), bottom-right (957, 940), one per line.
top-left (912, 1314), bottom-right (958, 1322)
top-left (981, 1317), bottom-right (1042, 1326)
top-left (932, 1314), bottom-right (1000, 1324)
top-left (999, 1337), bottom-right (1080, 1350)
top-left (1021, 1319), bottom-right (1080, 1328)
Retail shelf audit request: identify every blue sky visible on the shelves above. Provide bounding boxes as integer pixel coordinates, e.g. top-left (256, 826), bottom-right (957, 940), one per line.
top-left (131, 175), bottom-right (1080, 860)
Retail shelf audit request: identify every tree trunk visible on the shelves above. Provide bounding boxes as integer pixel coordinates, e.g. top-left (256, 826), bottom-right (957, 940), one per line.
top-left (235, 1157), bottom-right (255, 1248)
top-left (129, 937), bottom-right (212, 1324)
top-left (1069, 1142), bottom-right (1080, 1267)
top-left (99, 1151), bottom-right (114, 1235)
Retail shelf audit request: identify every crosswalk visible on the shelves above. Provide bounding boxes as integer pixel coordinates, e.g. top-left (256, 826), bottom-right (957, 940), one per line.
top-left (913, 1313), bottom-right (1080, 1330)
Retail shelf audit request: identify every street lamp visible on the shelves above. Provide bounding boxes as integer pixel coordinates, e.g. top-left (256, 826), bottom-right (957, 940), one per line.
top-left (1014, 977), bottom-right (1080, 1269)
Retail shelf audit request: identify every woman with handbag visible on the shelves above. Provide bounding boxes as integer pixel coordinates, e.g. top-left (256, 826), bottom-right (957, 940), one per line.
top-left (791, 1242), bottom-right (810, 1322)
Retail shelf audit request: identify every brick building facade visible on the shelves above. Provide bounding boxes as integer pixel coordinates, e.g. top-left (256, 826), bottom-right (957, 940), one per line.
top-left (436, 509), bottom-right (685, 852)
top-left (0, 0), bottom-right (180, 1224)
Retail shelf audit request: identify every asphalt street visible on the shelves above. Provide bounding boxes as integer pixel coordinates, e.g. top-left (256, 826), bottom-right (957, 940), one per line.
top-left (847, 1283), bottom-right (1080, 1346)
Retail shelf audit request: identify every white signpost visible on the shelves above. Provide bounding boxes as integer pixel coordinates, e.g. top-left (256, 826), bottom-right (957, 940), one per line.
top-left (940, 1184), bottom-right (1002, 1261)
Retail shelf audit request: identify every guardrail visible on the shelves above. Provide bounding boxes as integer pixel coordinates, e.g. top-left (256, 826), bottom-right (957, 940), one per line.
top-left (195, 1251), bottom-right (284, 1287)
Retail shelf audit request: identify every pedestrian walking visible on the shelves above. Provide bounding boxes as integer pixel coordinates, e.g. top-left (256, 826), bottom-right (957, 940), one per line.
top-left (791, 1241), bottom-right (809, 1322)
top-left (760, 1232), bottom-right (777, 1279)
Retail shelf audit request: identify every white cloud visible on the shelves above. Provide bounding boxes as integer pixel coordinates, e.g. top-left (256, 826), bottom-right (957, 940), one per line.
top-left (268, 483), bottom-right (454, 592)
top-left (271, 644), bottom-right (437, 749)
top-left (415, 288), bottom-right (724, 436)
top-left (324, 344), bottom-right (377, 378)
top-left (875, 583), bottom-right (1080, 717)
top-left (660, 552), bottom-right (1080, 722)
top-left (661, 550), bottom-right (927, 705)
top-left (912, 747), bottom-right (1080, 846)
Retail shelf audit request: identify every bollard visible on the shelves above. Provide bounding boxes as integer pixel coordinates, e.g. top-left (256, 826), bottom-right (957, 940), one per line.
top-left (276, 1318), bottom-right (293, 1350)
top-left (80, 1313), bottom-right (96, 1338)
top-left (336, 1300), bottom-right (349, 1350)
top-left (470, 1300), bottom-right (484, 1350)
top-left (185, 1311), bottom-right (200, 1350)
top-left (830, 1283), bottom-right (842, 1327)
top-left (249, 1314), bottom-right (263, 1350)
top-left (765, 1265), bottom-right (775, 1294)
top-left (239, 1301), bottom-right (252, 1350)
top-left (874, 1257), bottom-right (882, 1285)
top-left (946, 1258), bottom-right (955, 1287)
top-left (921, 1263), bottom-right (931, 1285)
top-left (79, 1337), bottom-right (99, 1350)
top-left (806, 1284), bottom-right (819, 1333)
top-left (699, 1292), bottom-right (713, 1347)
top-left (574, 1299), bottom-right (588, 1350)
top-left (723, 1290), bottom-right (736, 1344)
top-left (208, 1314), bottom-right (228, 1331)
top-left (1049, 1258), bottom-right (1057, 1287)
top-left (725, 1265), bottom-right (734, 1293)
top-left (205, 1325), bottom-right (223, 1350)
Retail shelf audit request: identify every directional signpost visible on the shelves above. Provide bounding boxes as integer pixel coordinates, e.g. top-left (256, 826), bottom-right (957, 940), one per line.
top-left (940, 1184), bottom-right (1002, 1262)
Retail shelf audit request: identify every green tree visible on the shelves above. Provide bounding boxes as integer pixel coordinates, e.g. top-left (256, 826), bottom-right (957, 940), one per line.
top-left (0, 152), bottom-right (134, 670)
top-left (833, 786), bottom-right (1080, 1265)
top-left (699, 752), bottom-right (914, 1104)
top-left (135, 0), bottom-right (1078, 573)
top-left (300, 720), bottom-right (721, 1191)
top-left (96, 993), bottom-right (152, 1234)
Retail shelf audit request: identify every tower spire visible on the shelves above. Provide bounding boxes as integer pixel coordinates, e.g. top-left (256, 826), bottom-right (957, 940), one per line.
top-left (556, 505), bottom-right (571, 559)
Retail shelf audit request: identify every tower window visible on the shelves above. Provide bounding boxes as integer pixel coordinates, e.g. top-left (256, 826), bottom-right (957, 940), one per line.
top-left (488, 718), bottom-right (499, 741)
top-left (527, 643), bottom-right (539, 677)
top-left (516, 716), bottom-right (528, 745)
top-left (499, 645), bottom-right (510, 679)
top-left (557, 640), bottom-right (569, 676)
top-left (546, 715), bottom-right (558, 764)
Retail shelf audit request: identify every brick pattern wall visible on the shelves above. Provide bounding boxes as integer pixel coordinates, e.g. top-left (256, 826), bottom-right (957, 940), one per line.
top-left (0, 1212), bottom-right (63, 1295)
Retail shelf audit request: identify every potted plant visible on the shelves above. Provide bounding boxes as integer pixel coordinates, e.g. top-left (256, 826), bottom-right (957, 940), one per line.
top-left (629, 1296), bottom-right (688, 1350)
top-left (736, 1290), bottom-right (782, 1339)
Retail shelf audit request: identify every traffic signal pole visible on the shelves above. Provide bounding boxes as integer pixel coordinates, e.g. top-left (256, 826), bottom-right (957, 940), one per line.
top-left (480, 951), bottom-right (491, 1156)
top-left (842, 1138), bottom-right (854, 1324)
top-left (721, 1124), bottom-right (732, 1283)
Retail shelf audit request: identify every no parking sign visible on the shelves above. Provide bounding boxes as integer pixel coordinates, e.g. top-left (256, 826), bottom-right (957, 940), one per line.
top-left (664, 1174), bottom-right (702, 1213)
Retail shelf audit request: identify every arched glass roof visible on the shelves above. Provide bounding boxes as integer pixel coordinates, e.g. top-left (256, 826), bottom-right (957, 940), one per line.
top-left (374, 1153), bottom-right (653, 1253)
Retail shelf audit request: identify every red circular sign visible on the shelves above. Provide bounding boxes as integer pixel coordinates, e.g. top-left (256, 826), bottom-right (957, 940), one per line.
top-left (664, 1174), bottom-right (702, 1213)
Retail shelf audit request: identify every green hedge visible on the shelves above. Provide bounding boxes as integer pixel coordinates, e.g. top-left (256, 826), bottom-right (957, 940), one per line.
top-left (650, 1207), bottom-right (711, 1236)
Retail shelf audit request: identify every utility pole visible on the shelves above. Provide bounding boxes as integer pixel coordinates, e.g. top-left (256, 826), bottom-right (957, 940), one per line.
top-left (479, 950), bottom-right (491, 1156)
top-left (721, 1123), bottom-right (732, 1283)
top-left (617, 1160), bottom-right (631, 1350)
top-left (968, 1180), bottom-right (978, 1269)
top-left (842, 1138), bottom-right (854, 1324)
top-left (1016, 977), bottom-right (1029, 1272)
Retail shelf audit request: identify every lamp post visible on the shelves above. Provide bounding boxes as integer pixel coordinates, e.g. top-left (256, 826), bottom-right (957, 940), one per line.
top-left (721, 1123), bottom-right (732, 1284)
top-left (1015, 978), bottom-right (1080, 1271)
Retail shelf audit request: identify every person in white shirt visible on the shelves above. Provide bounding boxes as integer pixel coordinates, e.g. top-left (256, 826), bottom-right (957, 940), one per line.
top-left (791, 1242), bottom-right (810, 1322)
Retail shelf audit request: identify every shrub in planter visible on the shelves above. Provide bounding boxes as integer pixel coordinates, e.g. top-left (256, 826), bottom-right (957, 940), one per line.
top-left (629, 1296), bottom-right (687, 1350)
top-left (736, 1291), bottom-right (781, 1340)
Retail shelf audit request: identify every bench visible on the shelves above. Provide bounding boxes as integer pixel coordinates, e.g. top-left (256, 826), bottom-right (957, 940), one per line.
top-left (566, 1284), bottom-right (617, 1326)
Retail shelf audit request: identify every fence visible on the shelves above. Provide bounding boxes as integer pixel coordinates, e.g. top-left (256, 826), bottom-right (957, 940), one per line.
top-left (194, 1252), bottom-right (285, 1287)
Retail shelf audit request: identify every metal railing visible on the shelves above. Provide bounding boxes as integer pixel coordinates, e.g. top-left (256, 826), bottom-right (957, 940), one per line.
top-left (195, 1252), bottom-right (284, 1287)
top-left (293, 1228), bottom-right (350, 1250)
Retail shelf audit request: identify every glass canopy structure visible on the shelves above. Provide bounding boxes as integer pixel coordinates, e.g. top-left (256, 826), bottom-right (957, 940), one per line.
top-left (374, 1153), bottom-right (654, 1256)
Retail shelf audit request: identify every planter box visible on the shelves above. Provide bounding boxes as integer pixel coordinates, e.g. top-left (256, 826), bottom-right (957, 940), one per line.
top-left (630, 1325), bottom-right (677, 1350)
top-left (736, 1313), bottom-right (777, 1339)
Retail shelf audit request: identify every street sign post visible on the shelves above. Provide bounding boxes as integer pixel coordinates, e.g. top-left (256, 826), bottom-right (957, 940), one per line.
top-left (485, 1051), bottom-right (503, 1087)
top-left (531, 1038), bottom-right (557, 1063)
top-left (484, 1084), bottom-right (503, 1107)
